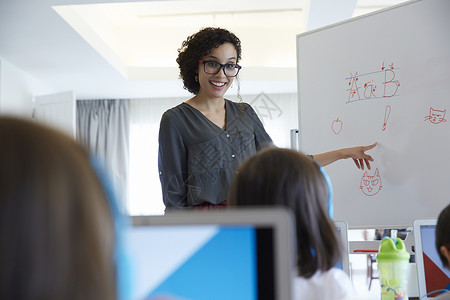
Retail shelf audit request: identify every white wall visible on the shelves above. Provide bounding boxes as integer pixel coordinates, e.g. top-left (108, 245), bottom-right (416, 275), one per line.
top-left (0, 58), bottom-right (53, 117)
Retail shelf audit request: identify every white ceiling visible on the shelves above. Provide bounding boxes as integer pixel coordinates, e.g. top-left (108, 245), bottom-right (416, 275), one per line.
top-left (0, 0), bottom-right (407, 99)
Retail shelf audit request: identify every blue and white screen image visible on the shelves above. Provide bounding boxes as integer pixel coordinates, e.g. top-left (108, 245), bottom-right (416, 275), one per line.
top-left (126, 225), bottom-right (258, 300)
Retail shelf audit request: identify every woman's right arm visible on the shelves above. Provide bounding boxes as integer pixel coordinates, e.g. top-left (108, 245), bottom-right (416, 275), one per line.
top-left (312, 142), bottom-right (377, 170)
top-left (158, 112), bottom-right (188, 209)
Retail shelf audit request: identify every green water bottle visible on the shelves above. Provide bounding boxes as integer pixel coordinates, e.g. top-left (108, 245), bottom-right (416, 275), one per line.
top-left (376, 237), bottom-right (410, 300)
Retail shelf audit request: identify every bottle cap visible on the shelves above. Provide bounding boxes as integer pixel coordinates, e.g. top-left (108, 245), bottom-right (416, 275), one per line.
top-left (376, 237), bottom-right (410, 262)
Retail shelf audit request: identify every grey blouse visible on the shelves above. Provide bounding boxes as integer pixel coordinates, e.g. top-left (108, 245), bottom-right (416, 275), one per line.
top-left (158, 99), bottom-right (273, 209)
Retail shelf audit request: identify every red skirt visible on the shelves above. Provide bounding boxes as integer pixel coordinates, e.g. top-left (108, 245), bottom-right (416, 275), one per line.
top-left (193, 200), bottom-right (228, 211)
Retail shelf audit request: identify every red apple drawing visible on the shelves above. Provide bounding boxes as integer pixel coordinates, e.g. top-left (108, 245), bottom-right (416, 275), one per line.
top-left (332, 117), bottom-right (343, 135)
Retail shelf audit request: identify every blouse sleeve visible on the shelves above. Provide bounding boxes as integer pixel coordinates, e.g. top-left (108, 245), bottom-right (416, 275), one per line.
top-left (246, 103), bottom-right (274, 151)
top-left (158, 111), bottom-right (188, 209)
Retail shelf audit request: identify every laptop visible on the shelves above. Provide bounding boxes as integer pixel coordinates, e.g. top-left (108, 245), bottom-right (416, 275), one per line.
top-left (414, 219), bottom-right (450, 299)
top-left (334, 220), bottom-right (350, 276)
top-left (126, 207), bottom-right (296, 300)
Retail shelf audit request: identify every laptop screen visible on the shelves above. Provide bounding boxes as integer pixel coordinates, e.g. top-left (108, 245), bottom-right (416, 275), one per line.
top-left (335, 226), bottom-right (344, 270)
top-left (334, 220), bottom-right (350, 275)
top-left (419, 224), bottom-right (450, 298)
top-left (125, 208), bottom-right (295, 300)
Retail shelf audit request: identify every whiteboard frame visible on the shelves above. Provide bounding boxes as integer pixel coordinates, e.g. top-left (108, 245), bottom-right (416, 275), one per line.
top-left (296, 0), bottom-right (449, 228)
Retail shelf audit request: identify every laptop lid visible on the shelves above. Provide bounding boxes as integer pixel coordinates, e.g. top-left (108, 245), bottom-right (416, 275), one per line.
top-left (334, 220), bottom-right (350, 275)
top-left (126, 207), bottom-right (296, 300)
top-left (414, 219), bottom-right (450, 299)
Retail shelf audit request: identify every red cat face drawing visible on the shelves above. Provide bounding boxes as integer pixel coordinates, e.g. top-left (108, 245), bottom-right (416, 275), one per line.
top-left (424, 107), bottom-right (447, 124)
top-left (360, 168), bottom-right (382, 196)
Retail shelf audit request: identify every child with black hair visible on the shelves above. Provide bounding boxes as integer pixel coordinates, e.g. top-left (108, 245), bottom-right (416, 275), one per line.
top-left (435, 203), bottom-right (450, 300)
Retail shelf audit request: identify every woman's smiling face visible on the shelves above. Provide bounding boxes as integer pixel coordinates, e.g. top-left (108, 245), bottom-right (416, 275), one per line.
top-left (197, 42), bottom-right (238, 100)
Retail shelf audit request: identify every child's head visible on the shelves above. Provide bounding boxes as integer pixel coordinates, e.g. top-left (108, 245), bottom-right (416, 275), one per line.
top-left (0, 117), bottom-right (117, 300)
top-left (436, 203), bottom-right (450, 268)
top-left (229, 147), bottom-right (341, 277)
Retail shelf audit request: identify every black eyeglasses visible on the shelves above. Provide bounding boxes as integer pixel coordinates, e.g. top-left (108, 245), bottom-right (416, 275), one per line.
top-left (199, 60), bottom-right (242, 77)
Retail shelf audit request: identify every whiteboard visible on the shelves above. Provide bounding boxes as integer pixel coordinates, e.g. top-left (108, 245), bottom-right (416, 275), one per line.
top-left (297, 0), bottom-right (450, 228)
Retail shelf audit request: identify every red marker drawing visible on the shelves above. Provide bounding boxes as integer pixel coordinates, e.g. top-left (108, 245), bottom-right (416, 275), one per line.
top-left (382, 105), bottom-right (391, 131)
top-left (332, 117), bottom-right (343, 135)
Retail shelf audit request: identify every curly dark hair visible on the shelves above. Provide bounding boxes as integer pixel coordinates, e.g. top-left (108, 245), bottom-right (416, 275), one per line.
top-left (176, 27), bottom-right (242, 95)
